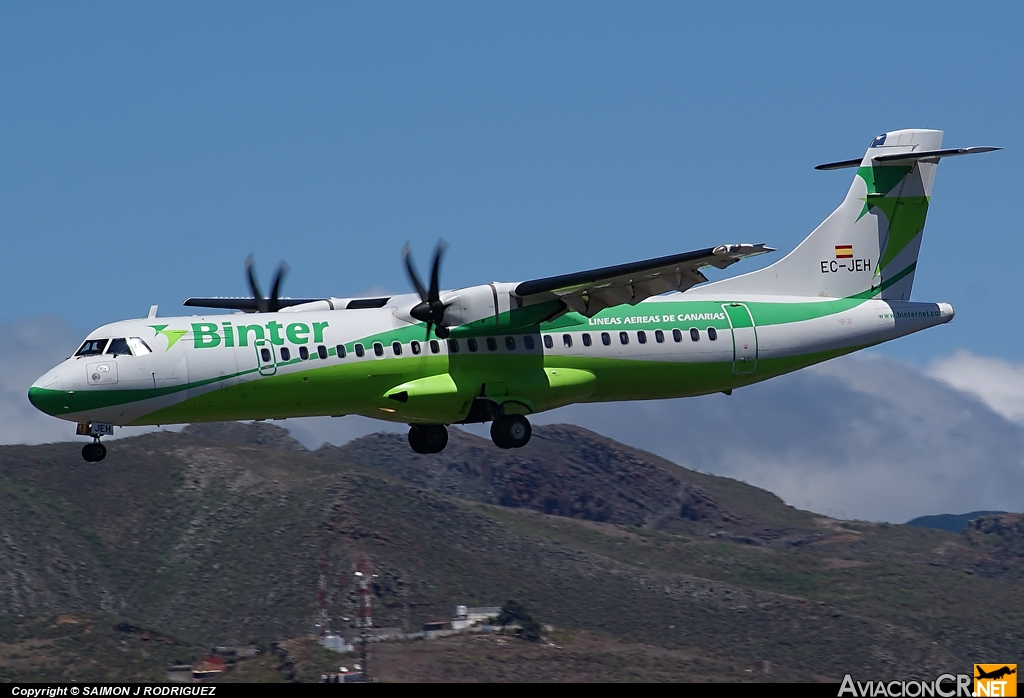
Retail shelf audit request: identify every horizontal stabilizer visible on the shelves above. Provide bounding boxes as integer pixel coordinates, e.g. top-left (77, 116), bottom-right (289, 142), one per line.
top-left (873, 146), bottom-right (1001, 163)
top-left (814, 158), bottom-right (863, 171)
top-left (816, 145), bottom-right (1000, 170)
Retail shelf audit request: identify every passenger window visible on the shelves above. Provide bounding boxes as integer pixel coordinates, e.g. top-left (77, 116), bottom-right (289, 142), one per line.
top-left (524, 336), bottom-right (535, 350)
top-left (337, 344), bottom-right (347, 358)
top-left (708, 327), bottom-right (718, 341)
top-left (318, 345), bottom-right (328, 360)
top-left (281, 347), bottom-right (292, 361)
top-left (655, 330), bottom-right (664, 344)
top-left (430, 340), bottom-right (440, 354)
top-left (355, 343), bottom-right (365, 358)
top-left (690, 328), bottom-right (700, 342)
top-left (601, 332), bottom-right (611, 346)
top-left (411, 340), bottom-right (421, 355)
top-left (563, 334), bottom-right (572, 348)
top-left (448, 339), bottom-right (460, 353)
top-left (467, 338), bottom-right (478, 352)
top-left (75, 338), bottom-right (109, 356)
top-left (582, 333), bottom-right (592, 347)
top-left (619, 331), bottom-right (629, 345)
top-left (373, 342), bottom-right (384, 357)
top-left (105, 338), bottom-right (131, 356)
top-left (486, 337), bottom-right (497, 351)
top-left (299, 346), bottom-right (309, 360)
top-left (637, 331), bottom-right (647, 344)
top-left (543, 335), bottom-right (553, 349)
top-left (127, 337), bottom-right (152, 355)
top-left (261, 348), bottom-right (272, 362)
top-left (672, 329), bottom-right (682, 342)
top-left (505, 336), bottom-right (516, 350)
top-left (392, 341), bottom-right (402, 356)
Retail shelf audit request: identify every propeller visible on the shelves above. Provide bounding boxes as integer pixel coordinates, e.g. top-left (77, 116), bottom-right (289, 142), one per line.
top-left (402, 241), bottom-right (451, 339)
top-left (245, 254), bottom-right (290, 313)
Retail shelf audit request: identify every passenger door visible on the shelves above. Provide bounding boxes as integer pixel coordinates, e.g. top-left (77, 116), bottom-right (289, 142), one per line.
top-left (723, 303), bottom-right (757, 375)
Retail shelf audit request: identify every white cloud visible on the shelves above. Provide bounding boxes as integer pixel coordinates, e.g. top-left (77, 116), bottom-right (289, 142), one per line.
top-left (0, 315), bottom-right (86, 445)
top-left (530, 354), bottom-right (1024, 522)
top-left (927, 350), bottom-right (1024, 424)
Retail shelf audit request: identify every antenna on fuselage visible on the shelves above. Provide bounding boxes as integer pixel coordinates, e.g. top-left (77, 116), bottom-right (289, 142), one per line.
top-left (148, 305), bottom-right (158, 318)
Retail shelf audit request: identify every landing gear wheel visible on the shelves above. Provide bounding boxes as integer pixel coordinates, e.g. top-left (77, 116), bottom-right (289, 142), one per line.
top-left (82, 442), bottom-right (107, 462)
top-left (490, 415), bottom-right (532, 449)
top-left (408, 424), bottom-right (449, 454)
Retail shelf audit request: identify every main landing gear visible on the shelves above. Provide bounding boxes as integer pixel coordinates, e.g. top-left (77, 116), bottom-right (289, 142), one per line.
top-left (490, 414), bottom-right (532, 449)
top-left (82, 441), bottom-right (107, 462)
top-left (408, 424), bottom-right (449, 454)
top-left (406, 414), bottom-right (534, 454)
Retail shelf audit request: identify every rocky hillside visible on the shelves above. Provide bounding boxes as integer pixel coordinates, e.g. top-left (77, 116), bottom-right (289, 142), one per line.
top-left (1, 422), bottom-right (1022, 681)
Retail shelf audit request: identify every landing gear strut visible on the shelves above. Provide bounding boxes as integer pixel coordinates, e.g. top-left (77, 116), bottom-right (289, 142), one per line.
top-left (408, 424), bottom-right (449, 454)
top-left (490, 414), bottom-right (532, 449)
top-left (82, 440), bottom-right (107, 462)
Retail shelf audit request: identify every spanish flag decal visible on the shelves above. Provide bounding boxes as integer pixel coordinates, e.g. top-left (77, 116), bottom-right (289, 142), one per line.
top-left (835, 245), bottom-right (854, 259)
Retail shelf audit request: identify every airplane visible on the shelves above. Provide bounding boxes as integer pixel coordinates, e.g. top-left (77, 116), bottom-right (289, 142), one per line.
top-left (28, 128), bottom-right (999, 462)
top-left (975, 666), bottom-right (1017, 681)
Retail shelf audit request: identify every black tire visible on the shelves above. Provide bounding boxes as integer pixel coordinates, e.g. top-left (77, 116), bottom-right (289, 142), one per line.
top-left (408, 425), bottom-right (448, 454)
top-left (408, 426), bottom-right (427, 454)
top-left (82, 443), bottom-right (106, 462)
top-left (490, 415), bottom-right (532, 449)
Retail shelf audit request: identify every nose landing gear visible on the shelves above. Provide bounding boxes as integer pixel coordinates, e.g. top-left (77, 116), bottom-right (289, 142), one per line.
top-left (76, 422), bottom-right (113, 462)
top-left (82, 441), bottom-right (107, 462)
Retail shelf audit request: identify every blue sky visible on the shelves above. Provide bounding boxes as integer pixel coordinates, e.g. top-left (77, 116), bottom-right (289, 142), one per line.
top-left (3, 2), bottom-right (1020, 363)
top-left (2, 3), bottom-right (1023, 520)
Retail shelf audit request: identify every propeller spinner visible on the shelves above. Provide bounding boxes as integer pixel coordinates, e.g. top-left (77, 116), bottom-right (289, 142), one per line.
top-left (402, 241), bottom-right (451, 339)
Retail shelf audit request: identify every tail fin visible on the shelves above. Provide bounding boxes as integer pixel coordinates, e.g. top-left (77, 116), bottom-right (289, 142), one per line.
top-left (701, 128), bottom-right (953, 300)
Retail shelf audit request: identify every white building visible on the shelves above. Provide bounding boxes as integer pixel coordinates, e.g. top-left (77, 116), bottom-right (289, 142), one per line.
top-left (451, 605), bottom-right (501, 630)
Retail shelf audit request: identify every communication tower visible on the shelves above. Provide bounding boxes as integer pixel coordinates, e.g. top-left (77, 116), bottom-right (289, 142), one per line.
top-left (354, 558), bottom-right (376, 681)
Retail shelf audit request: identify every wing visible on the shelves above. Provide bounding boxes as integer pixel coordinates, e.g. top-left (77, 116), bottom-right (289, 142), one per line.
top-left (182, 296), bottom-right (392, 312)
top-left (182, 297), bottom-right (325, 312)
top-left (513, 243), bottom-right (773, 317)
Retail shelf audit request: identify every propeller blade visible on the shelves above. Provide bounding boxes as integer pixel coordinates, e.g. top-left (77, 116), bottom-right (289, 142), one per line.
top-left (405, 240), bottom-right (450, 337)
top-left (267, 261), bottom-right (290, 314)
top-left (402, 243), bottom-right (429, 302)
top-left (428, 240), bottom-right (448, 302)
top-left (245, 254), bottom-right (268, 314)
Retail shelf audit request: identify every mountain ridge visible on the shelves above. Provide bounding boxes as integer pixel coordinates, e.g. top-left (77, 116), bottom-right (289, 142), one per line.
top-left (1, 421), bottom-right (1022, 681)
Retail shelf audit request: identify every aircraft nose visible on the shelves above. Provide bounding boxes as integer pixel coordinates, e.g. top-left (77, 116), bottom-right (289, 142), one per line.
top-left (28, 368), bottom-right (64, 416)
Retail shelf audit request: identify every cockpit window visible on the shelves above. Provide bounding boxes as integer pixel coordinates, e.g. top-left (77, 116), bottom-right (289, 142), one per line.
top-left (106, 338), bottom-right (132, 356)
top-left (127, 337), bottom-right (153, 355)
top-left (75, 338), bottom-right (109, 356)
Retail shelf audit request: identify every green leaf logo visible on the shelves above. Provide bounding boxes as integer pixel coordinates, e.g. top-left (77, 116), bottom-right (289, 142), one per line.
top-left (150, 324), bottom-right (188, 350)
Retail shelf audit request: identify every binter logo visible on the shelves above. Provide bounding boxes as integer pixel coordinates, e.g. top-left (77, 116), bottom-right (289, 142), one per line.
top-left (190, 320), bottom-right (330, 349)
top-left (975, 665), bottom-right (1017, 697)
top-left (149, 321), bottom-right (332, 351)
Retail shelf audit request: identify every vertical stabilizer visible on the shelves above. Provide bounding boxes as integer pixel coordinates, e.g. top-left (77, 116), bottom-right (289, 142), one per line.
top-left (697, 129), bottom-right (943, 300)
